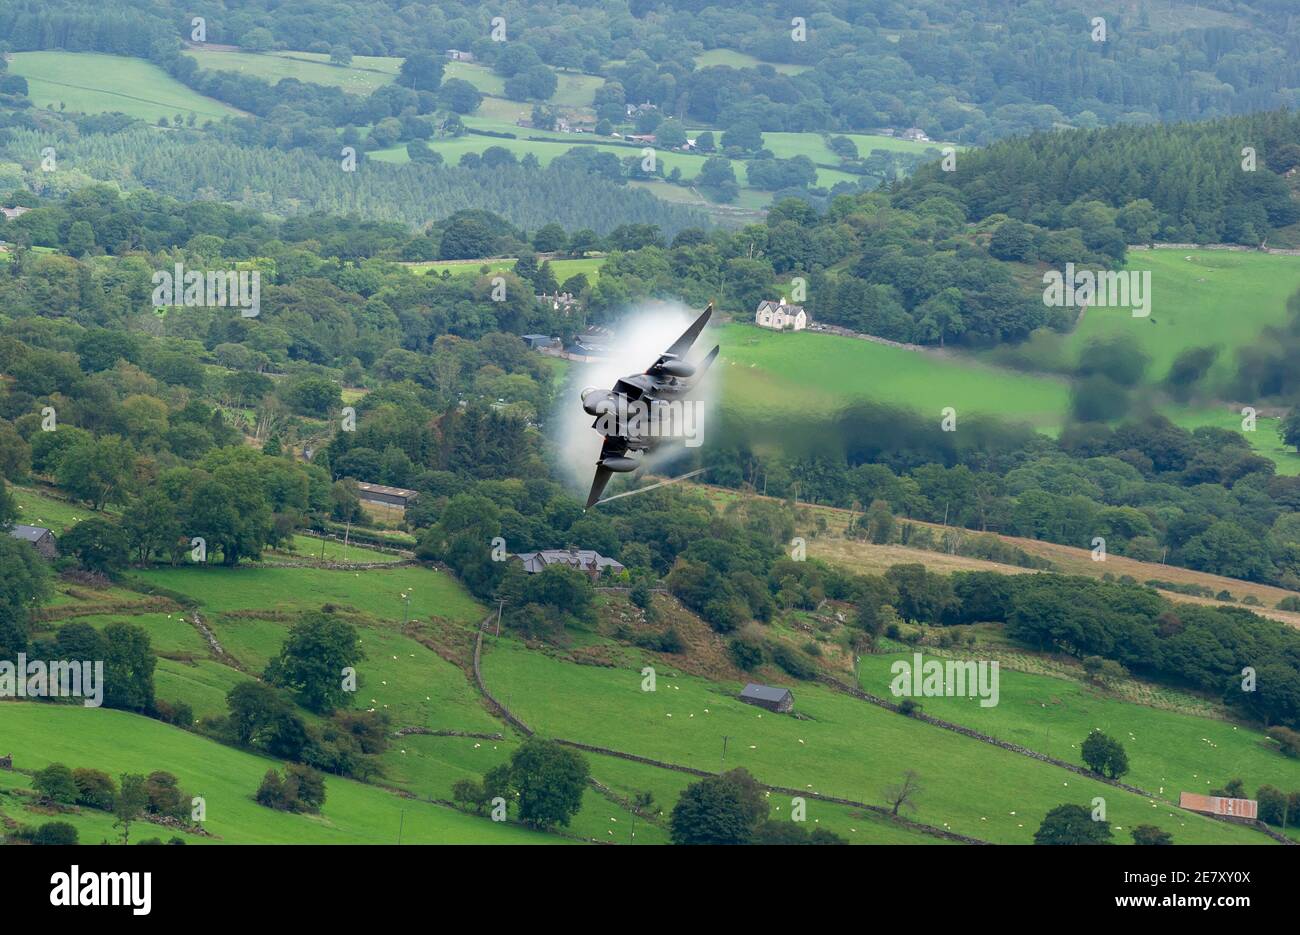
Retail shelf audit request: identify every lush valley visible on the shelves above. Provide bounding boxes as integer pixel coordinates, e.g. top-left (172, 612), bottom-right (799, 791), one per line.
top-left (0, 0), bottom-right (1299, 867)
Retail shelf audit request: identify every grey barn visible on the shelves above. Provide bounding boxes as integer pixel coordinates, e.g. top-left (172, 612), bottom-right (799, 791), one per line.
top-left (6, 524), bottom-right (57, 559)
top-left (738, 683), bottom-right (794, 713)
top-left (354, 482), bottom-right (419, 510)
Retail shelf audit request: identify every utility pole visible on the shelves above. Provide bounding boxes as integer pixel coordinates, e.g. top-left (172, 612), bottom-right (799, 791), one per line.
top-left (720, 735), bottom-right (731, 773)
top-left (344, 520), bottom-right (351, 551)
top-left (496, 598), bottom-right (505, 637)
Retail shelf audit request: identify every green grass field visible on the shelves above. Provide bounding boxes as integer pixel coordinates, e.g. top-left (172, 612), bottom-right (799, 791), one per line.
top-left (405, 256), bottom-right (605, 281)
top-left (7, 52), bottom-right (240, 121)
top-left (1063, 249), bottom-right (1300, 385)
top-left (130, 564), bottom-right (484, 624)
top-left (153, 658), bottom-right (251, 719)
top-left (717, 321), bottom-right (1072, 428)
top-left (720, 247), bottom-right (1300, 472)
top-left (477, 636), bottom-right (1269, 844)
top-left (0, 703), bottom-right (558, 844)
top-left (264, 534), bottom-right (403, 564)
top-left (67, 611), bottom-right (209, 657)
top-left (718, 321), bottom-right (1292, 463)
top-left (1168, 404), bottom-right (1300, 475)
top-left (857, 651), bottom-right (1300, 836)
top-left (185, 49), bottom-right (399, 94)
top-left (12, 517), bottom-right (1293, 844)
top-left (7, 485), bottom-right (103, 532)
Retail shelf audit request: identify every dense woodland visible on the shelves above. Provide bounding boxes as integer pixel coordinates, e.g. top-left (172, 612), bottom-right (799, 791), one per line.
top-left (3, 0), bottom-right (1300, 145)
top-left (907, 111), bottom-right (1300, 246)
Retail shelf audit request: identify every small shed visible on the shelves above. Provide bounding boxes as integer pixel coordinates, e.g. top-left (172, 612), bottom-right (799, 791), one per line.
top-left (7, 524), bottom-right (57, 559)
top-left (738, 683), bottom-right (794, 713)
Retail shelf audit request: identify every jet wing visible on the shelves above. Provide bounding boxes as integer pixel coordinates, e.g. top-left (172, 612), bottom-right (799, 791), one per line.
top-left (586, 463), bottom-right (614, 509)
top-left (586, 437), bottom-right (629, 508)
top-left (647, 303), bottom-right (712, 373)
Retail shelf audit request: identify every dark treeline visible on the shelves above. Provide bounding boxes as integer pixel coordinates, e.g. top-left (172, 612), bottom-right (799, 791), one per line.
top-left (586, 194), bottom-right (1070, 347)
top-left (699, 401), bottom-right (1296, 587)
top-left (947, 570), bottom-right (1300, 730)
top-left (906, 112), bottom-right (1300, 246)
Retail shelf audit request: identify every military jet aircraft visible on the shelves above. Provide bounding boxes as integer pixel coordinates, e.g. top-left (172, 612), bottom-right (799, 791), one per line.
top-left (579, 304), bottom-right (719, 508)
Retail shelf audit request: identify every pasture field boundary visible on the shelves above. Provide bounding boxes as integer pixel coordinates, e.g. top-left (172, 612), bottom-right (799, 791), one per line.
top-left (393, 727), bottom-right (505, 740)
top-left (255, 558), bottom-right (416, 570)
top-left (33, 597), bottom-right (179, 621)
top-left (471, 624), bottom-right (988, 844)
top-left (816, 674), bottom-right (1296, 845)
top-left (189, 611), bottom-right (246, 671)
top-left (298, 528), bottom-right (415, 557)
top-left (1132, 243), bottom-right (1300, 255)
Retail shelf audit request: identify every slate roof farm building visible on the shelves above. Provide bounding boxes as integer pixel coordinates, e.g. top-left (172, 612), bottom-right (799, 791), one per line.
top-left (738, 683), bottom-right (794, 713)
top-left (354, 483), bottom-right (419, 510)
top-left (6, 524), bottom-right (57, 559)
top-left (512, 549), bottom-right (625, 580)
top-left (1178, 792), bottom-right (1259, 821)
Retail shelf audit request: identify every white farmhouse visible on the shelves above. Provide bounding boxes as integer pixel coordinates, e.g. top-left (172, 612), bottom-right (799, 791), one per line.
top-left (755, 298), bottom-right (808, 331)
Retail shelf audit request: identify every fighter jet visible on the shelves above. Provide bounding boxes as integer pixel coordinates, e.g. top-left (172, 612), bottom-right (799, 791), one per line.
top-left (579, 304), bottom-right (719, 508)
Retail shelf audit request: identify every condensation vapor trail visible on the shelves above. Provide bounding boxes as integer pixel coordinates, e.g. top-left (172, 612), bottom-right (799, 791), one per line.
top-left (592, 468), bottom-right (708, 505)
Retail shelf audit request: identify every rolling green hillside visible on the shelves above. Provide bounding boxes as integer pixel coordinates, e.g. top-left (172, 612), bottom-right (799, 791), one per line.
top-left (1062, 249), bottom-right (1300, 385)
top-left (7, 52), bottom-right (240, 121)
top-left (718, 247), bottom-right (1300, 472)
top-left (131, 564), bottom-right (483, 623)
top-left (477, 637), bottom-right (1271, 845)
top-left (855, 651), bottom-right (1300, 841)
top-left (184, 49), bottom-right (400, 94)
top-left (0, 704), bottom-right (558, 844)
top-left (717, 322), bottom-right (1072, 427)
